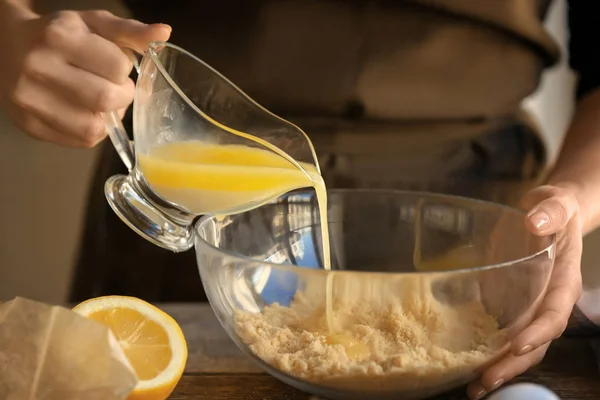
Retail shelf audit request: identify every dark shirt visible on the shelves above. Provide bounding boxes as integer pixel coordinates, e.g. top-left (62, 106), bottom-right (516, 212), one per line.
top-left (568, 0), bottom-right (600, 100)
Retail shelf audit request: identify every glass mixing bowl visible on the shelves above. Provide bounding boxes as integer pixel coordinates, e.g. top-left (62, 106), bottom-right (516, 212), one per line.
top-left (194, 189), bottom-right (555, 400)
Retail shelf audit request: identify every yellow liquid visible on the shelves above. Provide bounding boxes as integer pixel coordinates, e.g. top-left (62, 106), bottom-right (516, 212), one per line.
top-left (416, 245), bottom-right (480, 271)
top-left (325, 333), bottom-right (369, 359)
top-left (412, 199), bottom-right (480, 271)
top-left (140, 143), bottom-right (316, 212)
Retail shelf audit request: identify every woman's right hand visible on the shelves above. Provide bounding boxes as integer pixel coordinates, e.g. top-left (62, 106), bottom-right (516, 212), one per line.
top-left (0, 3), bottom-right (171, 147)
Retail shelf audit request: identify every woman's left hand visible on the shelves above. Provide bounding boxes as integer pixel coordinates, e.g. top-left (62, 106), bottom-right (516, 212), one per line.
top-left (467, 184), bottom-right (583, 400)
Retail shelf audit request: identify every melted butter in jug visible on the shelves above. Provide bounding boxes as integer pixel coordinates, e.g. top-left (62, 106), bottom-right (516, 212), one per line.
top-left (325, 333), bottom-right (369, 359)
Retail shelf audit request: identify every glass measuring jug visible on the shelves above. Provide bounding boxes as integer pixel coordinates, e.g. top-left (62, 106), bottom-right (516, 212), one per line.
top-left (103, 42), bottom-right (320, 253)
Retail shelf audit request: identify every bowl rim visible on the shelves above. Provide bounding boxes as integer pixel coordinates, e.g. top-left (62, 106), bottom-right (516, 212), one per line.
top-left (194, 188), bottom-right (557, 276)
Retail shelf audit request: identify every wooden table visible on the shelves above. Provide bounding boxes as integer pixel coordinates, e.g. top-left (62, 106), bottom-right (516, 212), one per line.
top-left (164, 304), bottom-right (600, 399)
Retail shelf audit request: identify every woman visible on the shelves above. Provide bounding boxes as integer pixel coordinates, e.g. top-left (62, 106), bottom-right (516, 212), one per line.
top-left (0, 1), bottom-right (597, 398)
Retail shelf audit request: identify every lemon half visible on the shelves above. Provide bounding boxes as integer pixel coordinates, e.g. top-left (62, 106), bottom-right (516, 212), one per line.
top-left (73, 296), bottom-right (188, 400)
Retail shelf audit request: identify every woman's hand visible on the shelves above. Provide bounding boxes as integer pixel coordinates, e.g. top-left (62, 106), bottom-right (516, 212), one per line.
top-left (467, 184), bottom-right (583, 399)
top-left (0, 3), bottom-right (171, 147)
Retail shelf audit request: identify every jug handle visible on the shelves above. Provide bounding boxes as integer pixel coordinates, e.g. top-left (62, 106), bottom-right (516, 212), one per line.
top-left (100, 47), bottom-right (195, 252)
top-left (102, 49), bottom-right (142, 171)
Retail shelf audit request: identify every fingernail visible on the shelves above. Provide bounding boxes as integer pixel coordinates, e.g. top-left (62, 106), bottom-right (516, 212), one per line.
top-left (528, 210), bottom-right (550, 230)
top-left (518, 344), bottom-right (532, 356)
top-left (152, 23), bottom-right (172, 33)
top-left (492, 379), bottom-right (505, 390)
top-left (473, 388), bottom-right (486, 400)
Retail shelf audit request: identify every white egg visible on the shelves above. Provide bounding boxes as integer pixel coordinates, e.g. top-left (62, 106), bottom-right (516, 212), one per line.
top-left (488, 383), bottom-right (560, 400)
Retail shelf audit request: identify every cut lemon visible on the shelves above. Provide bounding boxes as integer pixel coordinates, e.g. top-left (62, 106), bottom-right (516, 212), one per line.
top-left (73, 296), bottom-right (188, 400)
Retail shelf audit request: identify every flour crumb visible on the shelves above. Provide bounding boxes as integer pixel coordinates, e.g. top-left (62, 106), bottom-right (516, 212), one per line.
top-left (235, 274), bottom-right (506, 392)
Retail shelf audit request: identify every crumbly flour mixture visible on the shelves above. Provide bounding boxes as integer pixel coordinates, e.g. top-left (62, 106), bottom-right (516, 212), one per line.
top-left (235, 274), bottom-right (506, 391)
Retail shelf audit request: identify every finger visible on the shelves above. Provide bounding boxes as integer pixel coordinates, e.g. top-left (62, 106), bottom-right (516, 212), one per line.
top-left (511, 287), bottom-right (575, 355)
top-left (117, 107), bottom-right (128, 120)
top-left (521, 186), bottom-right (579, 235)
top-left (63, 34), bottom-right (135, 84)
top-left (39, 12), bottom-right (134, 84)
top-left (467, 344), bottom-right (549, 400)
top-left (518, 185), bottom-right (558, 211)
top-left (511, 222), bottom-right (582, 355)
top-left (80, 10), bottom-right (171, 52)
top-left (11, 78), bottom-right (105, 147)
top-left (26, 51), bottom-right (135, 112)
top-left (9, 106), bottom-right (101, 148)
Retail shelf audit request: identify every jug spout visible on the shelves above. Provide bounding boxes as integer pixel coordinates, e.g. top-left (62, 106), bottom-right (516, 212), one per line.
top-left (105, 174), bottom-right (195, 252)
